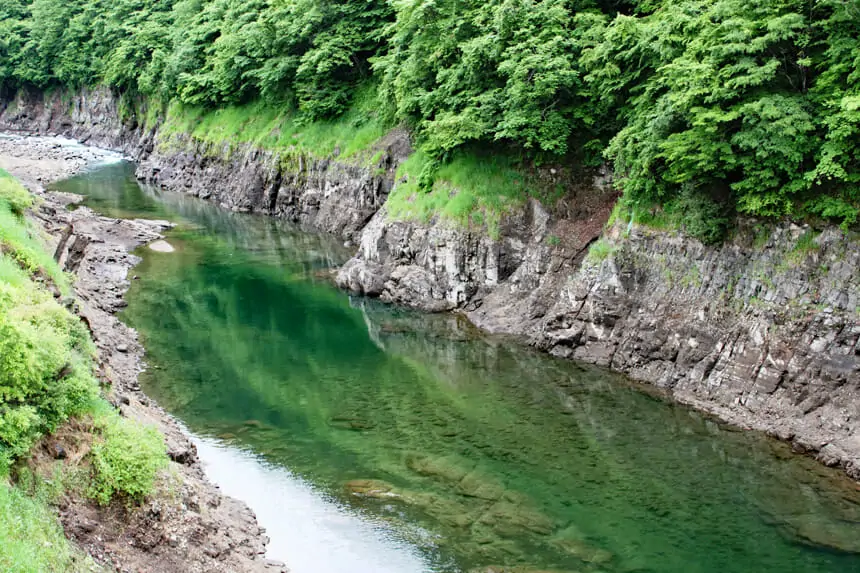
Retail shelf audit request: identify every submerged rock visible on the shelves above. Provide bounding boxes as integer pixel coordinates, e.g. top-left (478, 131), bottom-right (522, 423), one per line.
top-left (148, 239), bottom-right (175, 253)
top-left (550, 536), bottom-right (614, 565)
top-left (783, 514), bottom-right (860, 554)
top-left (344, 479), bottom-right (402, 500)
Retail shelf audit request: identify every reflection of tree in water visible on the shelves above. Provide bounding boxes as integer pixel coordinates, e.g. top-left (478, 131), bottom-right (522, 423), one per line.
top-left (76, 163), bottom-right (860, 573)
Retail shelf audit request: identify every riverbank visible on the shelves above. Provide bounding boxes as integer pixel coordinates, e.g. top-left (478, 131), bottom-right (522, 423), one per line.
top-left (1, 88), bottom-right (857, 484)
top-left (0, 136), bottom-right (284, 572)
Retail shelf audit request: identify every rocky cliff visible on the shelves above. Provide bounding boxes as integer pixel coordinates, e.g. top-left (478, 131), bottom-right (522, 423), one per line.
top-left (2, 87), bottom-right (858, 480)
top-left (0, 88), bottom-right (408, 240)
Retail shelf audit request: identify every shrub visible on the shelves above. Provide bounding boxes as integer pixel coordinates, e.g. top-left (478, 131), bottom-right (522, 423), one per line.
top-left (0, 283), bottom-right (99, 474)
top-left (672, 189), bottom-right (732, 246)
top-left (0, 178), bottom-right (33, 218)
top-left (87, 416), bottom-right (167, 506)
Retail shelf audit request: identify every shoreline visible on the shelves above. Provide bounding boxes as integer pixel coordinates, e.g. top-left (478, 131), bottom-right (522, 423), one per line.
top-left (0, 135), bottom-right (285, 573)
top-left (3, 124), bottom-right (858, 488)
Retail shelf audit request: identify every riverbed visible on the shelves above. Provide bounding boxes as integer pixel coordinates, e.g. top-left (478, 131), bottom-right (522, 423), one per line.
top-left (51, 162), bottom-right (860, 573)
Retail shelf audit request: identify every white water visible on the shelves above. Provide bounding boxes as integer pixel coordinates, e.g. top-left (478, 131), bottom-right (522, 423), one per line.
top-left (0, 133), bottom-right (126, 165)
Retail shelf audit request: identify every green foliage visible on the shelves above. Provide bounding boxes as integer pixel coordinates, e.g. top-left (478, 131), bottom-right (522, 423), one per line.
top-left (159, 83), bottom-right (388, 160)
top-left (0, 281), bottom-right (99, 473)
top-left (585, 238), bottom-right (617, 266)
top-left (0, 190), bottom-right (69, 293)
top-left (582, 0), bottom-right (860, 227)
top-left (87, 415), bottom-right (167, 506)
top-left (1, 0), bottom-right (392, 120)
top-left (0, 481), bottom-right (95, 572)
top-left (0, 175), bottom-right (33, 217)
top-left (1, 0), bottom-right (858, 233)
top-left (376, 0), bottom-right (606, 158)
top-left (671, 189), bottom-right (732, 245)
top-left (0, 172), bottom-right (98, 474)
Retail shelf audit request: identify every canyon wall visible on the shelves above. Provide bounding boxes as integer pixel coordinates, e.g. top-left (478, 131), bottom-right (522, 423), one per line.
top-left (2, 87), bottom-right (858, 479)
top-left (0, 88), bottom-right (406, 239)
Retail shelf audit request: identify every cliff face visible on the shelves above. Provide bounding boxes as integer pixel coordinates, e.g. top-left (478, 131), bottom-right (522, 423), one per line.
top-left (2, 87), bottom-right (858, 479)
top-left (338, 199), bottom-right (860, 479)
top-left (0, 88), bottom-right (407, 240)
top-left (534, 225), bottom-right (859, 472)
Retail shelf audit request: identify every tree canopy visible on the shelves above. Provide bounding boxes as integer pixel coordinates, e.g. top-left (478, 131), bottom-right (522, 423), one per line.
top-left (0, 0), bottom-right (857, 233)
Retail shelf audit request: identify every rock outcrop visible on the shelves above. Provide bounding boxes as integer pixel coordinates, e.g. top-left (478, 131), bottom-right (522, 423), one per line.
top-left (0, 87), bottom-right (409, 240)
top-left (340, 200), bottom-right (860, 478)
top-left (2, 87), bottom-right (857, 481)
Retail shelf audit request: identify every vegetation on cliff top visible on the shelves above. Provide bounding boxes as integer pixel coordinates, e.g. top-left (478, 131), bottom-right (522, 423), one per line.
top-left (0, 170), bottom-right (168, 570)
top-left (0, 0), bottom-right (858, 239)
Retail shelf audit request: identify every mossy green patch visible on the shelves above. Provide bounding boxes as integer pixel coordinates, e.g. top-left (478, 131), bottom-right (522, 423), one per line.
top-left (386, 150), bottom-right (542, 239)
top-left (158, 85), bottom-right (389, 162)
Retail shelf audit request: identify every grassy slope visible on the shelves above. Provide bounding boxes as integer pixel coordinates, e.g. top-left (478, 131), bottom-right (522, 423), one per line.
top-left (0, 481), bottom-right (96, 572)
top-left (0, 169), bottom-right (166, 572)
top-left (144, 86), bottom-right (555, 238)
top-left (155, 84), bottom-right (389, 161)
top-left (386, 150), bottom-right (553, 239)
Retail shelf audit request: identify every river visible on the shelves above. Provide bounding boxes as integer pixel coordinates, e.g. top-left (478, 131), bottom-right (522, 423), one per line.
top-left (52, 162), bottom-right (860, 573)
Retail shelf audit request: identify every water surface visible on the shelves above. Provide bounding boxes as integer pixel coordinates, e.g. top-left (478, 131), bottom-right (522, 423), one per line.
top-left (54, 162), bottom-right (860, 573)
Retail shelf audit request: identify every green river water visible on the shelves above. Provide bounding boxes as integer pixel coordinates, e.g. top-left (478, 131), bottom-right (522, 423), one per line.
top-left (54, 162), bottom-right (860, 573)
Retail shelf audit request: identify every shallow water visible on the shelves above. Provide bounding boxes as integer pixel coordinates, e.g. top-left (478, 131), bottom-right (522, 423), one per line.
top-left (54, 162), bottom-right (860, 573)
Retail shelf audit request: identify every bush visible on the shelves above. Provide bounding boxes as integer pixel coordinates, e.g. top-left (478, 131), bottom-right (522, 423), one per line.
top-left (672, 190), bottom-right (732, 246)
top-left (0, 178), bottom-right (33, 218)
top-left (0, 283), bottom-right (99, 474)
top-left (87, 416), bottom-right (167, 506)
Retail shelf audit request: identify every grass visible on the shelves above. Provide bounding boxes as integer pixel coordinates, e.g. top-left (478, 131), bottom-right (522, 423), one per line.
top-left (157, 84), bottom-right (389, 162)
top-left (607, 198), bottom-right (676, 233)
top-left (752, 224), bottom-right (772, 249)
top-left (0, 169), bottom-right (70, 294)
top-left (386, 149), bottom-right (543, 239)
top-left (784, 229), bottom-right (821, 265)
top-left (0, 481), bottom-right (98, 572)
top-left (584, 238), bottom-right (617, 267)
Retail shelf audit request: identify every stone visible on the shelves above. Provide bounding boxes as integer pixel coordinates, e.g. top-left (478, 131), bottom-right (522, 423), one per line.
top-left (343, 479), bottom-right (401, 499)
top-left (49, 442), bottom-right (67, 460)
top-left (148, 239), bottom-right (175, 253)
top-left (550, 536), bottom-right (614, 565)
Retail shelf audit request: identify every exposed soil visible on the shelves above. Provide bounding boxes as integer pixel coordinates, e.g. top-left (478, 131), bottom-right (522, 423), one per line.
top-left (1, 135), bottom-right (286, 573)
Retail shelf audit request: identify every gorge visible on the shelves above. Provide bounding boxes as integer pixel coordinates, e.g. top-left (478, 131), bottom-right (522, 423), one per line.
top-left (0, 87), bottom-right (858, 571)
top-left (38, 147), bottom-right (860, 573)
top-left (1, 1), bottom-right (859, 570)
top-left (1, 87), bottom-right (856, 481)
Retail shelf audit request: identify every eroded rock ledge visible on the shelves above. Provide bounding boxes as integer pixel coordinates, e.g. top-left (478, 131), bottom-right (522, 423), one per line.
top-left (2, 87), bottom-right (857, 482)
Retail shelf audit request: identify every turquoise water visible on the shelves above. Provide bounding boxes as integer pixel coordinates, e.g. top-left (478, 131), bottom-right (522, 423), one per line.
top-left (54, 162), bottom-right (860, 573)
